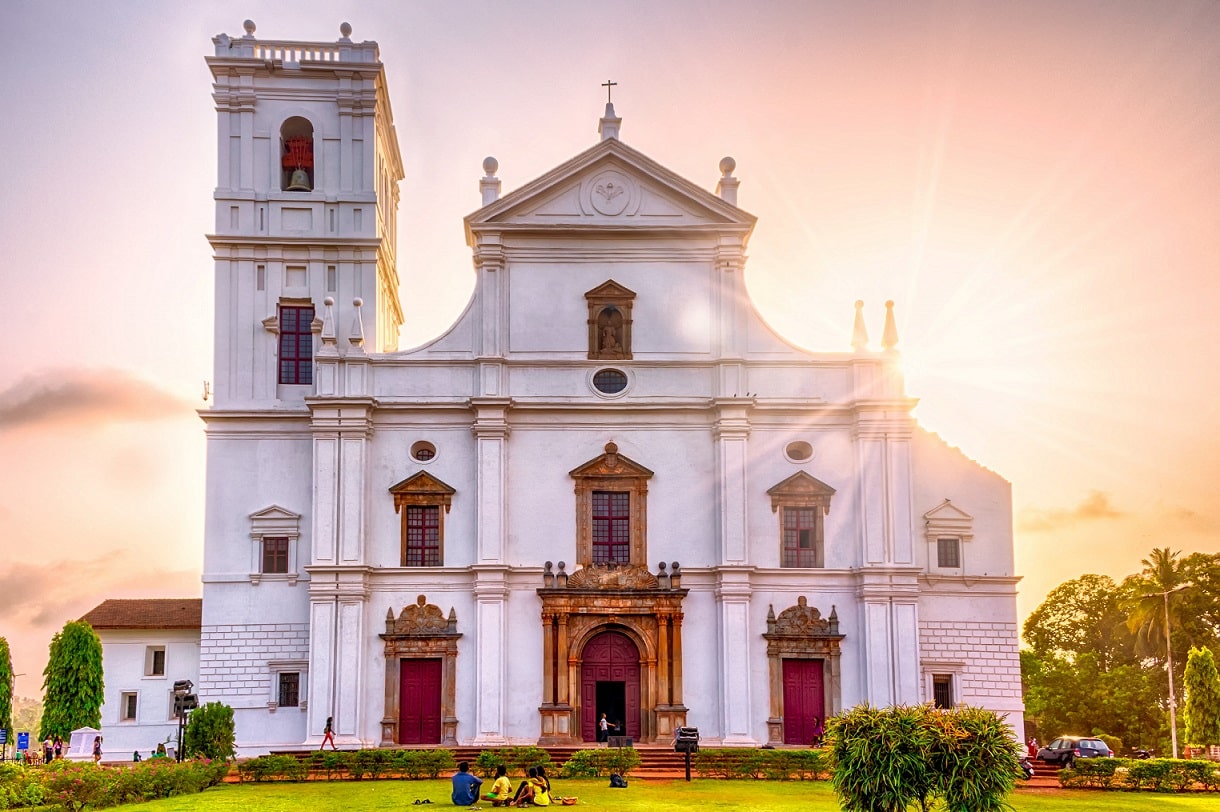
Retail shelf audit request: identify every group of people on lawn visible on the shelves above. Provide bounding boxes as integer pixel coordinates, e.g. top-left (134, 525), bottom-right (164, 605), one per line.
top-left (451, 761), bottom-right (562, 807)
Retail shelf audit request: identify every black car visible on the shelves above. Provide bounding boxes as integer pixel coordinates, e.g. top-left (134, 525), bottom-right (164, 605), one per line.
top-left (1037, 736), bottom-right (1113, 766)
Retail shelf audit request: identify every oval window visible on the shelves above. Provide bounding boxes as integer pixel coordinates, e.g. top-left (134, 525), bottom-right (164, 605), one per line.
top-left (785, 441), bottom-right (813, 462)
top-left (593, 368), bottom-right (628, 394)
top-left (411, 441), bottom-right (437, 462)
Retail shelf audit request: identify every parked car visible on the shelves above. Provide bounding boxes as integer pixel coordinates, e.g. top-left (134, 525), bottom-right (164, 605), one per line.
top-left (1037, 736), bottom-right (1113, 766)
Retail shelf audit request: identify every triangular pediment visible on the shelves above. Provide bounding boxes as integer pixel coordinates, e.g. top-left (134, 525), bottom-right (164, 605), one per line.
top-left (585, 279), bottom-right (636, 302)
top-left (569, 442), bottom-right (654, 480)
top-left (466, 139), bottom-right (756, 234)
top-left (767, 471), bottom-right (837, 513)
top-left (389, 471), bottom-right (456, 497)
top-left (248, 505), bottom-right (301, 522)
top-left (923, 499), bottom-right (973, 522)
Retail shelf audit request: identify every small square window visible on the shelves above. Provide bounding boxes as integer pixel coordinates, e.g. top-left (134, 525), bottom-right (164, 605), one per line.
top-left (937, 537), bottom-right (961, 569)
top-left (278, 672), bottom-right (300, 708)
top-left (263, 537), bottom-right (289, 574)
top-left (146, 646), bottom-right (166, 677)
top-left (121, 692), bottom-right (138, 721)
top-left (932, 674), bottom-right (954, 709)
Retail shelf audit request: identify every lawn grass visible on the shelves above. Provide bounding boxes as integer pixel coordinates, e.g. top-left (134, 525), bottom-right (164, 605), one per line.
top-left (114, 778), bottom-right (1218, 811)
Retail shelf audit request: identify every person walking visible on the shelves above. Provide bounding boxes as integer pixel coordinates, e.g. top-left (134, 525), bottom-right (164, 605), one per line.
top-left (92, 736), bottom-right (103, 764)
top-left (320, 716), bottom-right (337, 750)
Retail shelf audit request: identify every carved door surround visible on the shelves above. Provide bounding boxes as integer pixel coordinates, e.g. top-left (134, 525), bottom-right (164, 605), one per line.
top-left (537, 563), bottom-right (687, 745)
top-left (763, 596), bottom-right (844, 747)
top-left (569, 443), bottom-right (652, 566)
top-left (586, 280), bottom-right (635, 360)
top-left (379, 595), bottom-right (461, 746)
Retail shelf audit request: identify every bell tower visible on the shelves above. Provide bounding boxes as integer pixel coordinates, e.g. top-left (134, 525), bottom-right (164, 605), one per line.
top-left (205, 20), bottom-right (404, 407)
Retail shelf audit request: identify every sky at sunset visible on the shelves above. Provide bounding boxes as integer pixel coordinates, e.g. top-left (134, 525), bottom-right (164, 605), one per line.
top-left (2, 0), bottom-right (1219, 699)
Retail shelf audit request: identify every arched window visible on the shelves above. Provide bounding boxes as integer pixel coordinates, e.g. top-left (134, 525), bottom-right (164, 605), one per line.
top-left (280, 117), bottom-right (314, 192)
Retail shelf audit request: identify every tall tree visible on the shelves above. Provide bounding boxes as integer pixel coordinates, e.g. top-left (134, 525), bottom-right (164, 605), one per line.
top-left (40, 621), bottom-right (104, 740)
top-left (1183, 647), bottom-right (1220, 746)
top-left (1022, 574), bottom-right (1133, 669)
top-left (0, 636), bottom-right (13, 742)
top-left (1124, 547), bottom-right (1192, 660)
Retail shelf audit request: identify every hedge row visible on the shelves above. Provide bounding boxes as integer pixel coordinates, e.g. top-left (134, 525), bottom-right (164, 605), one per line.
top-left (1059, 757), bottom-right (1220, 792)
top-left (693, 748), bottom-right (830, 780)
top-left (239, 749), bottom-right (457, 782)
top-left (0, 759), bottom-right (230, 811)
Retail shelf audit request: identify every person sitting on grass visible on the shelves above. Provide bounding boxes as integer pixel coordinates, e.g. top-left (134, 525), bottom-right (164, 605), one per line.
top-left (483, 764), bottom-right (513, 806)
top-left (450, 761), bottom-right (483, 806)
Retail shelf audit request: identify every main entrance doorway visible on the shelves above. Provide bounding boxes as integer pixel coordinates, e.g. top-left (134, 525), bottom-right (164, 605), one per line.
top-left (781, 658), bottom-right (825, 745)
top-left (580, 630), bottom-right (640, 742)
top-left (399, 658), bottom-right (442, 744)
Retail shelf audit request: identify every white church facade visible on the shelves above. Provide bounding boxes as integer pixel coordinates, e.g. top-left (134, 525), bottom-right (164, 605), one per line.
top-left (86, 22), bottom-right (1023, 756)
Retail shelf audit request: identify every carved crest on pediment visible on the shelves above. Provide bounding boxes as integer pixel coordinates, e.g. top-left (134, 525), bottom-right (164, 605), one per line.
top-left (767, 471), bottom-right (836, 513)
top-left (386, 595), bottom-right (457, 636)
top-left (569, 442), bottom-right (654, 480)
top-left (566, 563), bottom-right (659, 590)
top-left (766, 596), bottom-right (840, 638)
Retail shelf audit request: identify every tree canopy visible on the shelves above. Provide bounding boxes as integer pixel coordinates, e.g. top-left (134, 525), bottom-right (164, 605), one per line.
top-left (1022, 549), bottom-right (1220, 754)
top-left (40, 621), bottom-right (104, 740)
top-left (1183, 646), bottom-right (1220, 746)
top-left (0, 636), bottom-right (13, 739)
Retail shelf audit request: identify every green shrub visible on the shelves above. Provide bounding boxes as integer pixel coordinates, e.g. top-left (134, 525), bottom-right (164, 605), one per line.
top-left (183, 701), bottom-right (236, 761)
top-left (474, 746), bottom-right (551, 777)
top-left (396, 748), bottom-right (455, 779)
top-left (0, 763), bottom-right (44, 809)
top-left (1060, 757), bottom-right (1119, 788)
top-left (1120, 757), bottom-right (1170, 791)
top-left (310, 750), bottom-right (348, 780)
top-left (826, 704), bottom-right (1017, 812)
top-left (239, 754), bottom-right (308, 782)
top-left (38, 761), bottom-right (109, 812)
top-left (557, 747), bottom-right (641, 778)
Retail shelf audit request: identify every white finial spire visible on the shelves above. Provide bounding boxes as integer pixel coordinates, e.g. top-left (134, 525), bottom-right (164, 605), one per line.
top-left (318, 296), bottom-right (340, 359)
top-left (480, 156), bottom-right (501, 205)
top-left (852, 300), bottom-right (869, 352)
top-left (348, 298), bottom-right (366, 353)
top-left (598, 82), bottom-right (621, 141)
top-left (881, 300), bottom-right (899, 352)
top-left (716, 156), bottom-right (739, 206)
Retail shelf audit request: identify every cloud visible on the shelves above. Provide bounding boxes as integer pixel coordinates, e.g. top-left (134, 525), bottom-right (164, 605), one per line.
top-left (0, 368), bottom-right (192, 431)
top-left (1017, 490), bottom-right (1124, 533)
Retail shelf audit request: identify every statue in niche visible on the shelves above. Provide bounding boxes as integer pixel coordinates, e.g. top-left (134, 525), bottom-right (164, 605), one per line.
top-left (597, 307), bottom-right (625, 358)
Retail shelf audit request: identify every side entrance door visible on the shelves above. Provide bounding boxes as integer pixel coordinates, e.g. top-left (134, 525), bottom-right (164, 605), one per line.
top-left (782, 658), bottom-right (825, 745)
top-left (399, 658), bottom-right (442, 744)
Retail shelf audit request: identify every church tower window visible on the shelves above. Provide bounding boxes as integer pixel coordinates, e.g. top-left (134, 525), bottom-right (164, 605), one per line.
top-left (390, 472), bottom-right (456, 567)
top-left (280, 117), bottom-right (315, 192)
top-left (768, 472), bottom-right (836, 569)
top-left (278, 304), bottom-right (315, 385)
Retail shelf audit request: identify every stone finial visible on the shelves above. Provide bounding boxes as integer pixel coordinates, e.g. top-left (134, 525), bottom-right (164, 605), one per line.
top-left (766, 604), bottom-right (776, 634)
top-left (669, 561), bottom-right (681, 589)
top-left (242, 19), bottom-right (256, 38)
top-left (715, 157), bottom-right (739, 206)
top-left (385, 607), bottom-right (395, 634)
top-left (881, 300), bottom-right (899, 352)
top-left (480, 156), bottom-right (501, 206)
top-left (447, 607), bottom-right (458, 633)
top-left (556, 561), bottom-right (568, 588)
top-left (657, 561), bottom-right (670, 590)
top-left (318, 296), bottom-right (339, 358)
top-left (829, 604), bottom-right (839, 635)
top-left (598, 102), bottom-right (622, 141)
top-left (339, 22), bottom-right (353, 40)
top-left (348, 297), bottom-right (366, 352)
top-left (851, 300), bottom-right (869, 352)
top-left (543, 561), bottom-right (555, 588)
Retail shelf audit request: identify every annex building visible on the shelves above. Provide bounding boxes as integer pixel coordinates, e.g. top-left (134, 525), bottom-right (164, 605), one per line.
top-left (84, 21), bottom-right (1023, 757)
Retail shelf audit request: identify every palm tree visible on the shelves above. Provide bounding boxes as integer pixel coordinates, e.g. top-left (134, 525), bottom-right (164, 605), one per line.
top-left (1126, 548), bottom-right (1192, 660)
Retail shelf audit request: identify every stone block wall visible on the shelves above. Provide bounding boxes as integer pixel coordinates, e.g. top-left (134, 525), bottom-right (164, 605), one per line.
top-left (199, 623), bottom-right (310, 706)
top-left (919, 620), bottom-right (1022, 703)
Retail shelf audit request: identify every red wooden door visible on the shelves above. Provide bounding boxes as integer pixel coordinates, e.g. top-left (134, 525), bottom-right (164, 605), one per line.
top-left (399, 658), bottom-right (442, 744)
top-left (782, 659), bottom-right (825, 745)
top-left (580, 631), bottom-right (641, 741)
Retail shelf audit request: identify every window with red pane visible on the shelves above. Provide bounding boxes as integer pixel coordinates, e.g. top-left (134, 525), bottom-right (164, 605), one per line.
top-left (279, 305), bottom-right (315, 385)
top-left (262, 537), bottom-right (289, 574)
top-left (591, 491), bottom-right (630, 564)
top-left (782, 507), bottom-right (823, 568)
top-left (403, 505), bottom-right (441, 566)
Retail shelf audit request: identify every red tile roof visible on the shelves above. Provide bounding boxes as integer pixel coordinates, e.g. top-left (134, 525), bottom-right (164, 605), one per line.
top-left (80, 599), bottom-right (202, 630)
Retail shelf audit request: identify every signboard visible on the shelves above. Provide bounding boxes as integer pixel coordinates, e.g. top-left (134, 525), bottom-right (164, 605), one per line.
top-left (17, 732), bottom-right (29, 751)
top-left (0, 729), bottom-right (7, 744)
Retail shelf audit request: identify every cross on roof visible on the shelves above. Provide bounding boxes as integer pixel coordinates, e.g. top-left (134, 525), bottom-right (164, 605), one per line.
top-left (602, 80), bottom-right (617, 104)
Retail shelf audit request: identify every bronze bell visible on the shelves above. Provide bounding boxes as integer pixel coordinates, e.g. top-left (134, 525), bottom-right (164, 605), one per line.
top-left (286, 167), bottom-right (311, 191)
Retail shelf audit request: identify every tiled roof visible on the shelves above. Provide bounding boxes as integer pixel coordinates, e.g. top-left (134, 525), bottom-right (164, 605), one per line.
top-left (79, 599), bottom-right (202, 630)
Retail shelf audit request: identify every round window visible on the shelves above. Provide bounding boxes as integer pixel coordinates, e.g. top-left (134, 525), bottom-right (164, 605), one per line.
top-left (593, 368), bottom-right (628, 394)
top-left (785, 441), bottom-right (814, 462)
top-left (411, 441), bottom-right (437, 462)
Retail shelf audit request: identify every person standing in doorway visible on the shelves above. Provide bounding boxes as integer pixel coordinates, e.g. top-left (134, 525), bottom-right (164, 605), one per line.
top-left (320, 716), bottom-right (337, 750)
top-left (598, 712), bottom-right (617, 743)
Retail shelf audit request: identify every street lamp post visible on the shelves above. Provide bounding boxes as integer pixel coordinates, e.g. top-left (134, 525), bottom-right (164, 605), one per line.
top-left (1146, 585), bottom-right (1189, 759)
